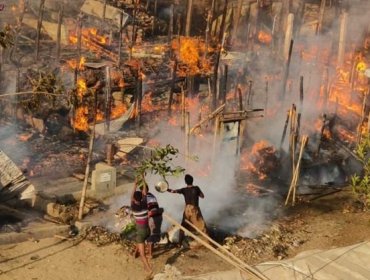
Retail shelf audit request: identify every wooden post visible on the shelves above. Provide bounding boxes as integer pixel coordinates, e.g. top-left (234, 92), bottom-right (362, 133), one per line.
top-left (181, 86), bottom-right (186, 129)
top-left (316, 0), bottom-right (326, 35)
top-left (104, 66), bottom-right (112, 134)
top-left (168, 59), bottom-right (178, 115)
top-left (238, 86), bottom-right (243, 111)
top-left (35, 0), bottom-right (46, 61)
top-left (185, 112), bottom-right (190, 163)
top-left (221, 64), bottom-right (228, 104)
top-left (299, 76), bottom-right (304, 111)
top-left (118, 11), bottom-right (124, 67)
top-left (136, 69), bottom-right (143, 128)
top-left (74, 15), bottom-right (83, 87)
top-left (337, 12), bottom-right (348, 67)
top-left (246, 80), bottom-right (253, 107)
top-left (152, 0), bottom-right (158, 35)
top-left (212, 115), bottom-right (220, 170)
top-left (280, 109), bottom-right (290, 150)
top-left (232, 0), bottom-right (243, 42)
top-left (102, 0), bottom-right (108, 22)
top-left (56, 3), bottom-right (63, 60)
top-left (185, 0), bottom-right (193, 36)
top-left (285, 135), bottom-right (309, 206)
top-left (168, 4), bottom-right (174, 43)
top-left (282, 39), bottom-right (294, 100)
top-left (78, 89), bottom-right (98, 220)
top-left (283, 13), bottom-right (294, 61)
top-left (264, 79), bottom-right (269, 113)
top-left (130, 0), bottom-right (139, 59)
top-left (204, 9), bottom-right (211, 59)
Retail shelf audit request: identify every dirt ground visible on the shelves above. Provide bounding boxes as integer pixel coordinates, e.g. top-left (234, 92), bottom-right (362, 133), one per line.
top-left (0, 188), bottom-right (369, 280)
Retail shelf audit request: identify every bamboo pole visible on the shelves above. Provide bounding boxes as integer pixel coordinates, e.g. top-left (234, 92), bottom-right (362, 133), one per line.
top-left (163, 213), bottom-right (263, 279)
top-left (104, 66), bottom-right (112, 134)
top-left (238, 86), bottom-right (243, 111)
top-left (185, 112), bottom-right (190, 164)
top-left (280, 110), bottom-right (290, 150)
top-left (285, 135), bottom-right (308, 206)
top-left (56, 3), bottom-right (63, 60)
top-left (136, 69), bottom-right (143, 128)
top-left (181, 86), bottom-right (186, 129)
top-left (185, 0), bottom-right (193, 36)
top-left (35, 0), bottom-right (46, 61)
top-left (264, 79), bottom-right (269, 113)
top-left (152, 0), bottom-right (158, 35)
top-left (337, 12), bottom-right (348, 67)
top-left (168, 4), bottom-right (174, 43)
top-left (232, 0), bottom-right (243, 42)
top-left (118, 11), bottom-right (124, 67)
top-left (78, 89), bottom-right (98, 220)
top-left (317, 113), bottom-right (327, 156)
top-left (184, 219), bottom-right (268, 280)
top-left (168, 59), bottom-right (178, 115)
top-left (316, 0), bottom-right (326, 35)
top-left (246, 80), bottom-right (253, 107)
top-left (221, 64), bottom-right (228, 104)
top-left (283, 13), bottom-right (294, 61)
top-left (282, 39), bottom-right (294, 100)
top-left (299, 76), bottom-right (304, 111)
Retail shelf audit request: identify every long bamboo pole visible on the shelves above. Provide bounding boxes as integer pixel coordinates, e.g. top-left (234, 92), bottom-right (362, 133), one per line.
top-left (56, 3), bottom-right (63, 60)
top-left (35, 0), bottom-right (46, 61)
top-left (78, 89), bottom-right (98, 220)
top-left (184, 219), bottom-right (268, 280)
top-left (163, 213), bottom-right (263, 279)
top-left (185, 0), bottom-right (193, 36)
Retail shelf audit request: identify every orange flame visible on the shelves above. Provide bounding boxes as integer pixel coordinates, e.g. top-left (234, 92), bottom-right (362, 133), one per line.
top-left (73, 106), bottom-right (89, 131)
top-left (257, 31), bottom-right (272, 44)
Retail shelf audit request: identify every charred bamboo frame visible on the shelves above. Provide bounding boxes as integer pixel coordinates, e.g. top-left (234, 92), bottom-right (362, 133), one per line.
top-left (35, 0), bottom-right (46, 61)
top-left (246, 80), bottom-right (253, 107)
top-left (238, 86), bottom-right (243, 111)
top-left (189, 104), bottom-right (225, 135)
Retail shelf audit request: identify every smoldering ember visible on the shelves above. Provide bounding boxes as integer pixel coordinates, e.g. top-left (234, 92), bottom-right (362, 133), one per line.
top-left (0, 0), bottom-right (370, 279)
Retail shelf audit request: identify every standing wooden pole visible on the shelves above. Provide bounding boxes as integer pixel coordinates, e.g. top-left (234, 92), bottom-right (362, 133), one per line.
top-left (212, 115), bottom-right (220, 168)
top-left (185, 0), bottom-right (193, 36)
top-left (316, 0), bottom-right (326, 35)
top-left (265, 79), bottom-right (269, 113)
top-left (184, 219), bottom-right (268, 280)
top-left (317, 113), bottom-right (327, 156)
top-left (35, 0), bottom-right (46, 61)
top-left (283, 13), bottom-right (294, 61)
top-left (246, 80), bottom-right (253, 107)
top-left (168, 59), bottom-right (178, 115)
top-left (136, 69), bottom-right (143, 128)
top-left (74, 15), bottom-right (83, 86)
top-left (337, 12), bottom-right (348, 67)
top-left (204, 9), bottom-right (211, 59)
top-left (78, 89), bottom-right (98, 220)
top-left (130, 0), bottom-right (139, 60)
top-left (104, 66), bottom-right (112, 134)
top-left (152, 0), bottom-right (158, 35)
top-left (185, 112), bottom-right (190, 163)
top-left (118, 11), bottom-right (124, 67)
top-left (221, 64), bottom-right (228, 104)
top-left (280, 110), bottom-right (290, 150)
top-left (232, 0), bottom-right (243, 42)
top-left (285, 135), bottom-right (308, 206)
top-left (168, 4), bottom-right (174, 43)
top-left (282, 39), bottom-right (294, 100)
top-left (181, 86), bottom-right (186, 129)
top-left (238, 86), bottom-right (243, 111)
top-left (56, 3), bottom-right (63, 60)
top-left (299, 76), bottom-right (304, 111)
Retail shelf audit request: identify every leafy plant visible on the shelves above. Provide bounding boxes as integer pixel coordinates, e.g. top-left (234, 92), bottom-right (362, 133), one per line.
top-left (350, 134), bottom-right (370, 210)
top-left (135, 144), bottom-right (186, 189)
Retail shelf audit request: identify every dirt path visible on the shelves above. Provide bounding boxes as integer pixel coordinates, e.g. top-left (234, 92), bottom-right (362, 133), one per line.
top-left (0, 189), bottom-right (369, 280)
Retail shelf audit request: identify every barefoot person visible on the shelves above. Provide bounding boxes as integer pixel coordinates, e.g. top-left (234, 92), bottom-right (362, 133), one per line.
top-left (167, 174), bottom-right (208, 247)
top-left (143, 183), bottom-right (163, 258)
top-left (131, 180), bottom-right (152, 273)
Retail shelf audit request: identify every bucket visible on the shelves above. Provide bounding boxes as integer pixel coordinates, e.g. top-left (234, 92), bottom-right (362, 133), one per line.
top-left (155, 180), bottom-right (169, 193)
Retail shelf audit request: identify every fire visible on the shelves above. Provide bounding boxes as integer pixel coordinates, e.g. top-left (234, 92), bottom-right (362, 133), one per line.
top-left (73, 106), bottom-right (89, 131)
top-left (66, 56), bottom-right (86, 70)
top-left (240, 141), bottom-right (278, 180)
top-left (111, 104), bottom-right (127, 119)
top-left (69, 28), bottom-right (108, 57)
top-left (257, 31), bottom-right (272, 44)
top-left (356, 61), bottom-right (367, 73)
top-left (172, 37), bottom-right (210, 76)
top-left (77, 78), bottom-right (87, 98)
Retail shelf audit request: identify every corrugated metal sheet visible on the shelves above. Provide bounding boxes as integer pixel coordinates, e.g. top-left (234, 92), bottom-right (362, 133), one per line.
top-left (0, 150), bottom-right (35, 202)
